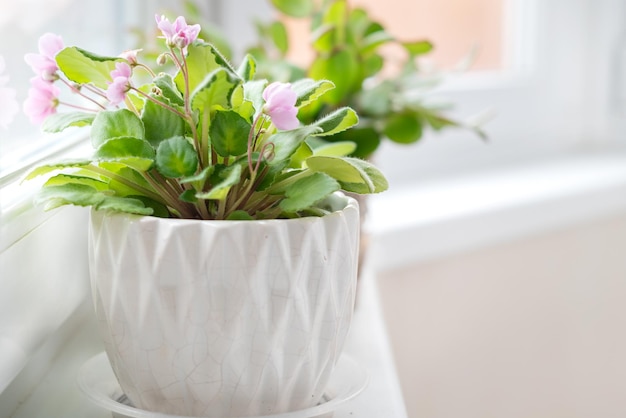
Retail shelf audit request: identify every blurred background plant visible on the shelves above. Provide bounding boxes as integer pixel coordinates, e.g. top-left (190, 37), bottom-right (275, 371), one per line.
top-left (137, 0), bottom-right (486, 160)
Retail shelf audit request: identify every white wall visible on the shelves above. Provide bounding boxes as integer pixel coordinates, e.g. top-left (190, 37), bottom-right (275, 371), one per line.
top-left (378, 212), bottom-right (626, 418)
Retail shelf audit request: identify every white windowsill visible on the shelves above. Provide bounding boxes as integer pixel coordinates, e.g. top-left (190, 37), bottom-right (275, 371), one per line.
top-left (367, 152), bottom-right (626, 272)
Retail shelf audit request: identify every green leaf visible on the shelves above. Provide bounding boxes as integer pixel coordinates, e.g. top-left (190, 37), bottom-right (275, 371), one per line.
top-left (236, 54), bottom-right (257, 81)
top-left (156, 137), bottom-right (199, 178)
top-left (226, 210), bottom-right (253, 220)
top-left (311, 24), bottom-right (336, 53)
top-left (153, 73), bottom-right (184, 106)
top-left (311, 141), bottom-right (357, 157)
top-left (268, 21), bottom-right (289, 55)
top-left (209, 110), bottom-right (251, 157)
top-left (266, 125), bottom-right (322, 166)
top-left (360, 31), bottom-right (394, 54)
top-left (175, 42), bottom-right (238, 94)
top-left (329, 126), bottom-right (381, 159)
top-left (180, 165), bottom-right (215, 184)
top-left (310, 107), bottom-right (358, 137)
top-left (362, 54), bottom-right (384, 78)
top-left (105, 166), bottom-right (154, 197)
top-left (270, 0), bottom-right (314, 17)
top-left (36, 183), bottom-right (104, 211)
top-left (243, 80), bottom-right (268, 117)
top-left (291, 79), bottom-right (336, 108)
top-left (403, 40), bottom-right (434, 56)
top-left (190, 69), bottom-right (239, 113)
top-left (288, 142), bottom-right (313, 169)
top-left (309, 49), bottom-right (360, 105)
top-left (305, 155), bottom-right (388, 194)
top-left (94, 137), bottom-right (155, 171)
top-left (383, 112), bottom-right (423, 143)
top-left (141, 95), bottom-right (185, 146)
top-left (358, 81), bottom-right (393, 116)
top-left (280, 172), bottom-right (340, 213)
top-left (339, 157), bottom-right (388, 193)
top-left (55, 47), bottom-right (120, 89)
top-left (91, 109), bottom-right (145, 148)
top-left (42, 112), bottom-right (95, 133)
top-left (196, 164), bottom-right (242, 200)
top-left (44, 174), bottom-right (108, 190)
top-left (179, 189), bottom-right (198, 203)
top-left (23, 159), bottom-right (91, 181)
top-left (95, 196), bottom-right (154, 215)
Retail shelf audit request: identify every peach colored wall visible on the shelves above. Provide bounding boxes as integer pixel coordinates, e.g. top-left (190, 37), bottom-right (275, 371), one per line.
top-left (378, 213), bottom-right (626, 418)
top-left (282, 0), bottom-right (503, 71)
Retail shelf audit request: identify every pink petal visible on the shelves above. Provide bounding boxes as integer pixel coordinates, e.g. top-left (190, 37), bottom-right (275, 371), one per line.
top-left (38, 33), bottom-right (64, 59)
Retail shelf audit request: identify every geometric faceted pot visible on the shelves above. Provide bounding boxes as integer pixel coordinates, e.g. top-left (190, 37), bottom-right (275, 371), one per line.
top-left (88, 193), bottom-right (360, 417)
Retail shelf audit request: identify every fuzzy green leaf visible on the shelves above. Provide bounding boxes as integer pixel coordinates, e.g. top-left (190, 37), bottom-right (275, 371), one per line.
top-left (191, 69), bottom-right (238, 113)
top-left (338, 157), bottom-right (388, 193)
top-left (270, 0), bottom-right (314, 17)
top-left (288, 142), bottom-right (313, 169)
top-left (156, 137), bottom-right (199, 178)
top-left (280, 172), bottom-right (340, 213)
top-left (243, 80), bottom-right (268, 117)
top-left (266, 125), bottom-right (322, 166)
top-left (91, 109), bottom-right (145, 148)
top-left (311, 141), bottom-right (357, 157)
top-left (209, 110), bottom-right (251, 157)
top-left (23, 159), bottom-right (92, 181)
top-left (153, 73), bottom-right (184, 106)
top-left (305, 155), bottom-right (388, 194)
top-left (141, 95), bottom-right (185, 146)
top-left (55, 47), bottom-right (120, 89)
top-left (95, 196), bottom-right (154, 215)
top-left (236, 54), bottom-right (257, 81)
top-left (35, 183), bottom-right (104, 211)
top-left (196, 164), bottom-right (242, 200)
top-left (175, 42), bottom-right (237, 94)
top-left (41, 112), bottom-right (95, 133)
top-left (43, 174), bottom-right (108, 190)
top-left (310, 107), bottom-right (358, 137)
top-left (292, 79), bottom-right (336, 108)
top-left (94, 137), bottom-right (155, 172)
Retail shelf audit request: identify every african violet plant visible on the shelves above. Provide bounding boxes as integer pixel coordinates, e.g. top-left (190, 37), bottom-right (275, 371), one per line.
top-left (243, 0), bottom-right (485, 158)
top-left (23, 15), bottom-right (387, 220)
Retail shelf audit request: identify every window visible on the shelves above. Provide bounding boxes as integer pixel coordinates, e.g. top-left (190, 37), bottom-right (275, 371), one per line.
top-left (0, 0), bottom-right (150, 179)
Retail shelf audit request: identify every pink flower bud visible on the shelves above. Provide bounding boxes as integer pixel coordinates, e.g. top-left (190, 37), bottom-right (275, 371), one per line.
top-left (155, 15), bottom-right (201, 51)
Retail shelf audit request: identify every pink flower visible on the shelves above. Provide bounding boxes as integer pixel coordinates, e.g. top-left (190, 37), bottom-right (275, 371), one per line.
top-left (262, 82), bottom-right (299, 130)
top-left (23, 76), bottom-right (60, 124)
top-left (0, 56), bottom-right (19, 129)
top-left (155, 15), bottom-right (201, 50)
top-left (24, 33), bottom-right (64, 81)
top-left (106, 62), bottom-right (132, 105)
top-left (119, 49), bottom-right (142, 66)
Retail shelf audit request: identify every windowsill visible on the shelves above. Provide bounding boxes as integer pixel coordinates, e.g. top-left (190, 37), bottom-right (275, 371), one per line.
top-left (367, 152), bottom-right (626, 272)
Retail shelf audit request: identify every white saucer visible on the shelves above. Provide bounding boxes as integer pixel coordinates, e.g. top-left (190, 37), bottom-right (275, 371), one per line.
top-left (77, 352), bottom-right (369, 418)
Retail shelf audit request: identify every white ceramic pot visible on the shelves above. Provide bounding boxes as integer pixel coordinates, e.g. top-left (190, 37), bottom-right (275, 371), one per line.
top-left (88, 193), bottom-right (360, 417)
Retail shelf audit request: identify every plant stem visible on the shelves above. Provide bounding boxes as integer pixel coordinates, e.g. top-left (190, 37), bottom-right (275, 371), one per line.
top-left (131, 87), bottom-right (187, 119)
top-left (84, 165), bottom-right (163, 203)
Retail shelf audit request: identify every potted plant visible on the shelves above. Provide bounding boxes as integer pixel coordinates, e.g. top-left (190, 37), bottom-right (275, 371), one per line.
top-left (22, 14), bottom-right (386, 417)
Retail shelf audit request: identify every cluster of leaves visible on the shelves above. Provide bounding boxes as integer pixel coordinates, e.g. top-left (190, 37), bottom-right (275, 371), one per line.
top-left (244, 0), bottom-right (485, 158)
top-left (26, 38), bottom-right (387, 220)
